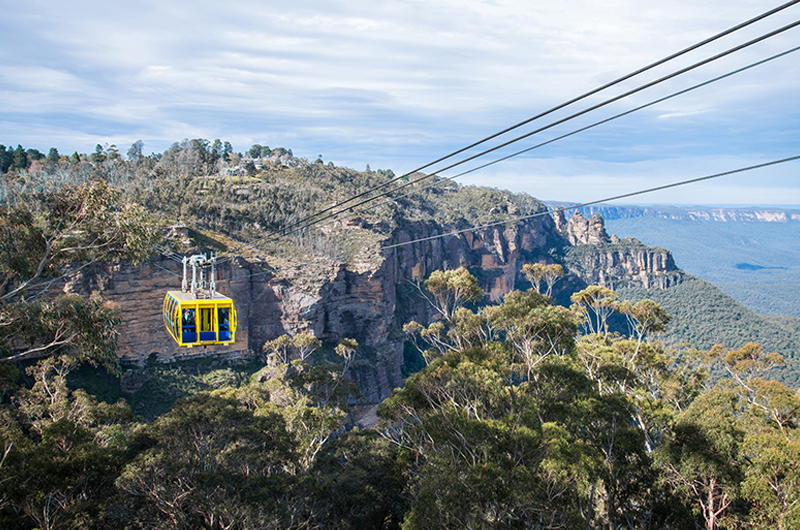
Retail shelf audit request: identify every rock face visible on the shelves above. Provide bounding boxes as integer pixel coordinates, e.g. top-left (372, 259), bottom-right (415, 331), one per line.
top-left (557, 210), bottom-right (681, 289)
top-left (555, 210), bottom-right (610, 245)
top-left (75, 208), bottom-right (680, 404)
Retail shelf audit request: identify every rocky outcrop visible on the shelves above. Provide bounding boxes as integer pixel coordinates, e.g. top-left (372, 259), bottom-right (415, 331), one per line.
top-left (557, 210), bottom-right (681, 289)
top-left (555, 210), bottom-right (610, 246)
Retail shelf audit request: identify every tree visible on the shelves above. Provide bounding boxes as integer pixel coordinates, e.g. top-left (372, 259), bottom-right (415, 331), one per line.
top-left (126, 140), bottom-right (143, 164)
top-left (488, 289), bottom-right (578, 379)
top-left (293, 332), bottom-right (322, 362)
top-left (570, 285), bottom-right (618, 336)
top-left (26, 148), bottom-right (44, 161)
top-left (0, 145), bottom-right (12, 173)
top-left (740, 428), bottom-right (800, 530)
top-left (210, 139), bottom-right (223, 166)
top-left (254, 359), bottom-right (356, 474)
top-left (0, 355), bottom-right (136, 530)
top-left (419, 267), bottom-right (482, 322)
top-left (334, 337), bottom-right (358, 376)
top-left (379, 347), bottom-right (601, 529)
top-left (90, 144), bottom-right (106, 163)
top-left (12, 145), bottom-right (28, 172)
top-left (116, 389), bottom-right (295, 529)
top-left (0, 180), bottom-right (159, 365)
top-left (305, 430), bottom-right (408, 529)
top-left (404, 269), bottom-right (487, 366)
top-left (46, 147), bottom-right (59, 163)
top-left (262, 334), bottom-right (293, 365)
top-left (618, 298), bottom-right (671, 344)
top-left (658, 382), bottom-right (746, 530)
top-left (522, 262), bottom-right (564, 297)
top-left (704, 343), bottom-right (800, 529)
top-left (248, 144), bottom-right (263, 159)
top-left (262, 332), bottom-right (324, 365)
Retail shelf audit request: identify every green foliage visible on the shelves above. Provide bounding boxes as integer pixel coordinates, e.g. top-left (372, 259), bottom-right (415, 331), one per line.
top-left (0, 180), bottom-right (159, 372)
top-left (423, 267), bottom-right (483, 316)
top-left (379, 348), bottom-right (593, 529)
top-left (570, 285), bottom-right (618, 335)
top-left (253, 359), bottom-right (357, 473)
top-left (0, 355), bottom-right (136, 530)
top-left (617, 276), bottom-right (800, 386)
top-left (306, 430), bottom-right (408, 529)
top-left (658, 381), bottom-right (747, 529)
top-left (2, 294), bottom-right (121, 367)
top-left (522, 262), bottom-right (564, 297)
top-left (116, 389), bottom-right (297, 529)
top-left (488, 289), bottom-right (579, 377)
top-left (67, 357), bottom-right (262, 421)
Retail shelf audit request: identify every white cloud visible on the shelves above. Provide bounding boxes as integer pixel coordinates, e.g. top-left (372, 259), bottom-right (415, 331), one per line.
top-left (1, 0), bottom-right (798, 204)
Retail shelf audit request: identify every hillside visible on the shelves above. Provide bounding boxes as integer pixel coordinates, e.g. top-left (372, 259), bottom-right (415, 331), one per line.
top-left (4, 140), bottom-right (799, 391)
top-left (5, 141), bottom-right (800, 529)
top-left (616, 275), bottom-right (800, 387)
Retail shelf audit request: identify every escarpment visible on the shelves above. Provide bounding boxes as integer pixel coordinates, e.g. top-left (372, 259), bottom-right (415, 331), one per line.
top-left (70, 206), bottom-right (682, 403)
top-left (555, 210), bottom-right (682, 289)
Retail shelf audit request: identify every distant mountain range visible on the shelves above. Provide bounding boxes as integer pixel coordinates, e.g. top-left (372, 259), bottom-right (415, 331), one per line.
top-left (547, 202), bottom-right (800, 223)
top-left (547, 202), bottom-right (800, 317)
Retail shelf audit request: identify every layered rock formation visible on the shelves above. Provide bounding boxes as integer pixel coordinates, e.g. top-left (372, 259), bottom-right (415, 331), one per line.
top-left (556, 210), bottom-right (681, 289)
top-left (71, 207), bottom-right (680, 403)
top-left (552, 203), bottom-right (800, 223)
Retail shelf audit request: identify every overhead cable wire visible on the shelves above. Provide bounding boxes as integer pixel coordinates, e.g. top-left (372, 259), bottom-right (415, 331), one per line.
top-left (380, 156), bottom-right (800, 251)
top-left (306, 44), bottom-right (800, 231)
top-left (218, 0), bottom-right (800, 260)
top-left (242, 156), bottom-right (800, 279)
top-left (238, 20), bottom-right (800, 251)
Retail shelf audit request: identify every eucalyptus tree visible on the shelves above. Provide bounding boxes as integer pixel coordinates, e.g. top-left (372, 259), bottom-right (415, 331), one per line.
top-left (0, 179), bottom-right (158, 367)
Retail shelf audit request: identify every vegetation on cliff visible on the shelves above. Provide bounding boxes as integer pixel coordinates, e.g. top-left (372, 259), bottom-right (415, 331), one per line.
top-left (2, 265), bottom-right (798, 529)
top-left (2, 140), bottom-right (799, 528)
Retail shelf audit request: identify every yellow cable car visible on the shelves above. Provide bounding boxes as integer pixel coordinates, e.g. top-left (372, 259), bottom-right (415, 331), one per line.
top-left (162, 253), bottom-right (237, 347)
top-left (163, 291), bottom-right (237, 347)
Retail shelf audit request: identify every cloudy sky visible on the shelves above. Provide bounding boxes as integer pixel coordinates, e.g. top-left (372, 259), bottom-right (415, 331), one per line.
top-left (1, 0), bottom-right (798, 205)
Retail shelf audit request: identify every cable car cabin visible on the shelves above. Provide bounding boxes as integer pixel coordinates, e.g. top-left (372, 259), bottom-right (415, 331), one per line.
top-left (163, 291), bottom-right (237, 347)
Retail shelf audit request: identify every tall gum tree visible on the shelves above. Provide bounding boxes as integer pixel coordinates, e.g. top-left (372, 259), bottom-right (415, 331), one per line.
top-left (0, 179), bottom-right (159, 367)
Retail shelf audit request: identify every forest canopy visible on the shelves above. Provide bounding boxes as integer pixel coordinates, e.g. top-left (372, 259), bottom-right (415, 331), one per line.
top-left (1, 140), bottom-right (798, 529)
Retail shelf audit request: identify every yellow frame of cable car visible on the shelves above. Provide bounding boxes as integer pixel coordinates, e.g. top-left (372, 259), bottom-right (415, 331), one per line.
top-left (163, 291), bottom-right (237, 347)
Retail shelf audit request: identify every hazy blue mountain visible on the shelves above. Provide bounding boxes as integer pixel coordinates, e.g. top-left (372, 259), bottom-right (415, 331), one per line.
top-left (547, 202), bottom-right (800, 317)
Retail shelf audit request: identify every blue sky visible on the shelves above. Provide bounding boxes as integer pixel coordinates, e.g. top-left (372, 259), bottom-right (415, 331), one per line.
top-left (1, 0), bottom-right (798, 205)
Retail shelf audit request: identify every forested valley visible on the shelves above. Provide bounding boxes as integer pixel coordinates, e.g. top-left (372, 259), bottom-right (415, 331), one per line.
top-left (1, 140), bottom-right (799, 529)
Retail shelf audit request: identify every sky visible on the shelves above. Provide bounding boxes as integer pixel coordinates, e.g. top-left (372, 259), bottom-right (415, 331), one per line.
top-left (1, 0), bottom-right (798, 206)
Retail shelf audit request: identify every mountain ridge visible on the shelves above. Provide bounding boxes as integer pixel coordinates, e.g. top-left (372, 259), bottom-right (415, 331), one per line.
top-left (546, 201), bottom-right (800, 223)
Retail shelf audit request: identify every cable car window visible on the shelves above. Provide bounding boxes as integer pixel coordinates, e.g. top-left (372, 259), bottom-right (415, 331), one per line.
top-left (182, 308), bottom-right (197, 343)
top-left (199, 307), bottom-right (215, 341)
top-left (218, 307), bottom-right (230, 341)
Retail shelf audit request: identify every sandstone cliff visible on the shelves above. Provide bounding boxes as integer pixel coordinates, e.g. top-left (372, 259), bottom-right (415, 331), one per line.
top-left (554, 210), bottom-right (682, 289)
top-left (73, 206), bottom-right (681, 404)
top-left (551, 203), bottom-right (800, 223)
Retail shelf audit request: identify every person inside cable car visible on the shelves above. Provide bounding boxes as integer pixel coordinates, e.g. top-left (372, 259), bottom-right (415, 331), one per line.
top-left (218, 307), bottom-right (231, 341)
top-left (182, 308), bottom-right (197, 342)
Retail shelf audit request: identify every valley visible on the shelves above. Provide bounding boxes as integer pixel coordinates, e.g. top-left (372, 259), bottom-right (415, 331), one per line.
top-left (550, 202), bottom-right (800, 316)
